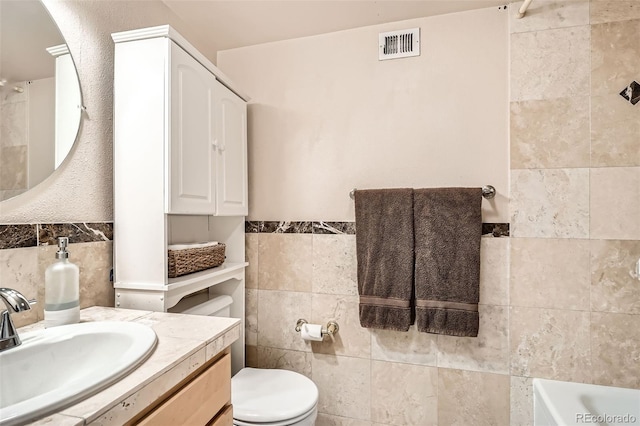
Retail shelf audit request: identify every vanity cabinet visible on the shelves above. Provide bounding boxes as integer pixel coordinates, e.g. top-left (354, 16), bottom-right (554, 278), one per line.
top-left (112, 25), bottom-right (249, 374)
top-left (134, 352), bottom-right (232, 426)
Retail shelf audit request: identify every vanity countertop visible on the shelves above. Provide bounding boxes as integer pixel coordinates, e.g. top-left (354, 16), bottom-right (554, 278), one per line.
top-left (18, 306), bottom-right (241, 425)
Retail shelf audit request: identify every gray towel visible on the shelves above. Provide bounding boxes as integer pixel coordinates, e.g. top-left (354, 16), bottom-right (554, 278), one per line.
top-left (355, 188), bottom-right (414, 331)
top-left (414, 188), bottom-right (482, 337)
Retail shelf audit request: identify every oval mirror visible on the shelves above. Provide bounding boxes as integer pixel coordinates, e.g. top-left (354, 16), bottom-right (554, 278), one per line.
top-left (0, 0), bottom-right (82, 202)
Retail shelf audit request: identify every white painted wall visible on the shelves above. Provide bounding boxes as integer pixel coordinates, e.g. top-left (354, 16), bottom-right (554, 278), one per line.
top-left (218, 7), bottom-right (509, 222)
top-left (27, 77), bottom-right (55, 188)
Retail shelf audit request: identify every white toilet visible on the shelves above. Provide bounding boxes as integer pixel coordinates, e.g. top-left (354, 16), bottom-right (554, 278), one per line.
top-left (169, 292), bottom-right (319, 426)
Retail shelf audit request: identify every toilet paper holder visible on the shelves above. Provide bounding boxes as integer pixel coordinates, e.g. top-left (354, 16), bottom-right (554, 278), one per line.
top-left (295, 318), bottom-right (339, 337)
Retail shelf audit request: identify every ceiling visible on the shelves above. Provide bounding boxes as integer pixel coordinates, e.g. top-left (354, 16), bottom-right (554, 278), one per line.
top-left (162, 0), bottom-right (510, 53)
top-left (0, 0), bottom-right (63, 83)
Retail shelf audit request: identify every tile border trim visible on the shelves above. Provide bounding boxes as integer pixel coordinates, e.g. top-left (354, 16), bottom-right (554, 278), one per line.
top-left (246, 221), bottom-right (510, 237)
top-left (0, 222), bottom-right (114, 250)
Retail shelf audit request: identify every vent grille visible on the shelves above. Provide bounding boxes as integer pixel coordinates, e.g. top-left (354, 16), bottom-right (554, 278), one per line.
top-left (379, 28), bottom-right (420, 61)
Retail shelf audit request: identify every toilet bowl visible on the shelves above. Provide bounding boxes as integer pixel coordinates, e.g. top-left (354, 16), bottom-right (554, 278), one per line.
top-left (232, 368), bottom-right (318, 426)
top-left (170, 292), bottom-right (319, 425)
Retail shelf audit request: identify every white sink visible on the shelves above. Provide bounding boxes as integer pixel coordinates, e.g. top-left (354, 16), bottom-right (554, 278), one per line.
top-left (534, 378), bottom-right (640, 426)
top-left (0, 321), bottom-right (157, 425)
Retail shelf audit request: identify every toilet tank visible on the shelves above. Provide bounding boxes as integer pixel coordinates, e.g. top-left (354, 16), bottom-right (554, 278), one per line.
top-left (168, 292), bottom-right (233, 317)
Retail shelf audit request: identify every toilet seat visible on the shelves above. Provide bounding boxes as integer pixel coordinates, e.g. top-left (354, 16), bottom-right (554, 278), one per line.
top-left (232, 404), bottom-right (317, 426)
top-left (232, 368), bottom-right (318, 425)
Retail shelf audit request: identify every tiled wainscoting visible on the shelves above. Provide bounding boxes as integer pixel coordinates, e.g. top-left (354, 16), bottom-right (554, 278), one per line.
top-left (245, 221), bottom-right (514, 425)
top-left (0, 223), bottom-right (114, 327)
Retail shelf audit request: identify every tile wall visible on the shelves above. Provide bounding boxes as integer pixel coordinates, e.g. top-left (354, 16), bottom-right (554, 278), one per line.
top-left (0, 223), bottom-right (114, 327)
top-left (244, 1), bottom-right (640, 425)
top-left (508, 1), bottom-right (640, 424)
top-left (0, 84), bottom-right (29, 201)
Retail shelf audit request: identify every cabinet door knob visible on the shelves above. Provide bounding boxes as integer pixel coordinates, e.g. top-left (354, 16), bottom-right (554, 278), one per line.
top-left (211, 139), bottom-right (219, 150)
top-left (218, 144), bottom-right (226, 152)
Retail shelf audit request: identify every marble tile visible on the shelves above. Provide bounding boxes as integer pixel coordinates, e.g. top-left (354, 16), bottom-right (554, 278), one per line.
top-left (0, 188), bottom-right (27, 201)
top-left (316, 414), bottom-right (372, 426)
top-left (260, 221), bottom-right (314, 233)
top-left (245, 344), bottom-right (258, 367)
top-left (312, 353), bottom-right (371, 420)
top-left (73, 242), bottom-right (114, 309)
top-left (591, 94), bottom-right (640, 167)
top-left (313, 221), bottom-right (356, 235)
top-left (510, 307), bottom-right (591, 382)
top-left (246, 221), bottom-right (356, 235)
top-left (245, 233), bottom-right (258, 289)
top-left (0, 224), bottom-right (37, 249)
top-left (371, 361), bottom-right (438, 426)
top-left (0, 145), bottom-right (27, 190)
top-left (133, 311), bottom-right (239, 344)
top-left (258, 233), bottom-right (313, 292)
top-left (370, 325), bottom-right (438, 366)
top-left (0, 82), bottom-right (26, 105)
top-left (510, 0), bottom-right (590, 33)
top-left (36, 242), bottom-right (114, 317)
top-left (80, 306), bottom-right (151, 322)
top-left (0, 100), bottom-right (27, 147)
top-left (245, 288), bottom-right (258, 346)
top-left (510, 238), bottom-right (590, 310)
top-left (205, 324), bottom-right (240, 361)
top-left (257, 289), bottom-right (312, 352)
top-left (310, 293), bottom-right (370, 358)
top-left (591, 19), bottom-right (640, 96)
top-left (312, 234), bottom-right (358, 296)
top-left (590, 167), bottom-right (640, 240)
top-left (511, 168), bottom-right (589, 238)
top-left (30, 414), bottom-right (83, 426)
top-left (591, 240), bottom-right (640, 314)
top-left (591, 312), bottom-right (640, 388)
top-left (256, 346), bottom-right (313, 378)
top-left (479, 237), bottom-right (509, 306)
top-left (37, 222), bottom-right (113, 246)
top-left (510, 97), bottom-right (590, 169)
top-left (590, 0), bottom-right (640, 24)
top-left (438, 369), bottom-right (510, 426)
top-left (0, 247), bottom-right (40, 326)
top-left (511, 25), bottom-right (590, 101)
top-left (481, 223), bottom-right (510, 237)
top-left (437, 305), bottom-right (510, 374)
top-left (510, 376), bottom-right (534, 426)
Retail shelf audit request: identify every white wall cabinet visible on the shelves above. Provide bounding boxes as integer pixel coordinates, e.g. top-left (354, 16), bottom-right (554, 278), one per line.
top-left (112, 25), bottom-right (250, 374)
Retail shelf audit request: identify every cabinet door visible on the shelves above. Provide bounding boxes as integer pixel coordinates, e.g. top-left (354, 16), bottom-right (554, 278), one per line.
top-left (168, 42), bottom-right (217, 214)
top-left (213, 81), bottom-right (248, 216)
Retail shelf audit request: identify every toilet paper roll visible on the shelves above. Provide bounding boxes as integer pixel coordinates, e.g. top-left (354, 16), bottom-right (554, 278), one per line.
top-left (301, 323), bottom-right (324, 341)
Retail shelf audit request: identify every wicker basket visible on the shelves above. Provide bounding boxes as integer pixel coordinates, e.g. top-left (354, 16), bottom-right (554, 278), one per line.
top-left (167, 243), bottom-right (226, 278)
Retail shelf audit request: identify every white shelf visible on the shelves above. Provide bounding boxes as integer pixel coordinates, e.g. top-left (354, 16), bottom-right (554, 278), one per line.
top-left (115, 262), bottom-right (247, 312)
top-left (167, 261), bottom-right (248, 288)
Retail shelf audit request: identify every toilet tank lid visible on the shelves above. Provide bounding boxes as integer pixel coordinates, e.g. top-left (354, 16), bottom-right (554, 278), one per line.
top-left (232, 368), bottom-right (318, 423)
top-left (170, 293), bottom-right (233, 316)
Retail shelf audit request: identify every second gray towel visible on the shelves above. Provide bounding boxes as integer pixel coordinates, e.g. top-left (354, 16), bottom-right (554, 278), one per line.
top-left (414, 187), bottom-right (482, 337)
top-left (355, 188), bottom-right (414, 331)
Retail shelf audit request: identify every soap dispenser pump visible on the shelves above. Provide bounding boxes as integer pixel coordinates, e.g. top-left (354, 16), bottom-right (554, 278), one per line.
top-left (44, 237), bottom-right (80, 327)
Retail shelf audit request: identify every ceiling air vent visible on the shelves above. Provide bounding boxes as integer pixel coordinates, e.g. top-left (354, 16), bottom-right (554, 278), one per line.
top-left (379, 28), bottom-right (420, 61)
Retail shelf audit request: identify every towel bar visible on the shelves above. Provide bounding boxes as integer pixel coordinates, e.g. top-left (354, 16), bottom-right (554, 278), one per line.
top-left (349, 185), bottom-right (497, 200)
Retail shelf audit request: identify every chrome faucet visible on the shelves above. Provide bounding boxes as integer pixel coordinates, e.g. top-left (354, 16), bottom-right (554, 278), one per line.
top-left (0, 288), bottom-right (35, 352)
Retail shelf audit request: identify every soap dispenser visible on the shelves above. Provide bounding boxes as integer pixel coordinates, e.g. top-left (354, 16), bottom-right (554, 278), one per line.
top-left (44, 237), bottom-right (80, 327)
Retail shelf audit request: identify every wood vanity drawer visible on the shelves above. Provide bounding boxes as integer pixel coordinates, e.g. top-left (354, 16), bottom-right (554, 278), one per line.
top-left (207, 404), bottom-right (233, 426)
top-left (137, 353), bottom-right (231, 426)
